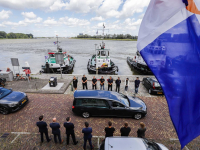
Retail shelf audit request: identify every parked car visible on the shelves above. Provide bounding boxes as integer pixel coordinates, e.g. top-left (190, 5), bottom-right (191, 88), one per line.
top-left (72, 90), bottom-right (147, 120)
top-left (99, 137), bottom-right (169, 150)
top-left (0, 87), bottom-right (29, 114)
top-left (142, 77), bottom-right (163, 95)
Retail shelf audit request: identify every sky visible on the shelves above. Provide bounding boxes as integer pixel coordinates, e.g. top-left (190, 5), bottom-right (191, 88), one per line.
top-left (0, 0), bottom-right (150, 37)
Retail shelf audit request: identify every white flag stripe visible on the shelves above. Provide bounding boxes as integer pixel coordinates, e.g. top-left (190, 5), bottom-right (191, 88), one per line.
top-left (137, 0), bottom-right (187, 51)
top-left (194, 0), bottom-right (200, 10)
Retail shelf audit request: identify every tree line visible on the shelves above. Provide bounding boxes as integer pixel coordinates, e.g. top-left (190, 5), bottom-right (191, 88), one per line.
top-left (0, 31), bottom-right (33, 39)
top-left (77, 34), bottom-right (138, 39)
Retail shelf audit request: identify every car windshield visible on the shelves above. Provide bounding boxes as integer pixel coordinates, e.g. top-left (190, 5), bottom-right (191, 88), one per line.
top-left (0, 88), bottom-right (12, 99)
top-left (118, 93), bottom-right (130, 107)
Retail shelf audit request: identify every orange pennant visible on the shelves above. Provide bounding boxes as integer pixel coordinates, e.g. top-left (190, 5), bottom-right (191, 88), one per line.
top-left (186, 0), bottom-right (200, 14)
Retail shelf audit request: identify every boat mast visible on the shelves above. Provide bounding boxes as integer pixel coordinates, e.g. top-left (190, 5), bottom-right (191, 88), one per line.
top-left (56, 35), bottom-right (59, 51)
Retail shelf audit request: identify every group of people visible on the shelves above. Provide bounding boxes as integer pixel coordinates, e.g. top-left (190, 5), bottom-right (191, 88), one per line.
top-left (36, 115), bottom-right (146, 150)
top-left (72, 75), bottom-right (141, 94)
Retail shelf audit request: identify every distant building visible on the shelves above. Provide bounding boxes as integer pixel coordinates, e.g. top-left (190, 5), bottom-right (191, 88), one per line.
top-left (79, 33), bottom-right (83, 35)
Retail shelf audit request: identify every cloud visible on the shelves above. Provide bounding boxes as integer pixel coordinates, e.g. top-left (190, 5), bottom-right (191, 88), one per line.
top-left (0, 0), bottom-right (55, 10)
top-left (65, 0), bottom-right (103, 13)
top-left (2, 21), bottom-right (27, 26)
top-left (0, 0), bottom-right (103, 12)
top-left (59, 17), bottom-right (90, 27)
top-left (50, 0), bottom-right (66, 11)
top-left (117, 0), bottom-right (150, 18)
top-left (0, 10), bottom-right (12, 20)
top-left (124, 18), bottom-right (142, 26)
top-left (24, 17), bottom-right (43, 23)
top-left (43, 17), bottom-right (58, 26)
top-left (96, 0), bottom-right (150, 19)
top-left (90, 16), bottom-right (105, 21)
top-left (97, 0), bottom-right (122, 18)
top-left (21, 12), bottom-right (37, 19)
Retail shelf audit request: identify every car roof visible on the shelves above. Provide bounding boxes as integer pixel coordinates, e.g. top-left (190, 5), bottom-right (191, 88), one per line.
top-left (105, 137), bottom-right (147, 150)
top-left (74, 90), bottom-right (123, 103)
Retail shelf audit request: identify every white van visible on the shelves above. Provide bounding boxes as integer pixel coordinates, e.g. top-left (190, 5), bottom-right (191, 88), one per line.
top-left (99, 137), bottom-right (168, 150)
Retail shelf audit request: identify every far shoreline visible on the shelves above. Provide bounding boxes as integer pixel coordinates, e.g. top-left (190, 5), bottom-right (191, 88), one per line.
top-left (70, 37), bottom-right (137, 41)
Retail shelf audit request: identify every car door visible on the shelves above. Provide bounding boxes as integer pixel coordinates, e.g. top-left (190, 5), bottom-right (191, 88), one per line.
top-left (78, 98), bottom-right (97, 115)
top-left (93, 99), bottom-right (114, 116)
top-left (146, 78), bottom-right (152, 90)
top-left (111, 101), bottom-right (131, 117)
top-left (143, 78), bottom-right (148, 89)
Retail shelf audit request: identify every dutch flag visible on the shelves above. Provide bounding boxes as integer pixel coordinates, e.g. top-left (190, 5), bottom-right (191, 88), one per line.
top-left (138, 0), bottom-right (200, 148)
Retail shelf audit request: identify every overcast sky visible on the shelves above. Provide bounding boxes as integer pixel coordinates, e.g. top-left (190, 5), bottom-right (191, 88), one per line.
top-left (0, 0), bottom-right (150, 37)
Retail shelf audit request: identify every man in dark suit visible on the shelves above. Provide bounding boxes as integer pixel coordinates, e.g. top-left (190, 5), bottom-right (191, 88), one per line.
top-left (36, 115), bottom-right (51, 143)
top-left (64, 117), bottom-right (78, 145)
top-left (50, 118), bottom-right (63, 144)
top-left (82, 122), bottom-right (94, 150)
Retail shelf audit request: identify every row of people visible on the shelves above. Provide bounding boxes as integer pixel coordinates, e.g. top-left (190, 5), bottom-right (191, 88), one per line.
top-left (73, 75), bottom-right (141, 94)
top-left (36, 115), bottom-right (146, 150)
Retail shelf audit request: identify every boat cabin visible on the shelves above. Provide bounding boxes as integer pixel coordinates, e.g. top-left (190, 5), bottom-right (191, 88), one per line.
top-left (46, 52), bottom-right (70, 65)
top-left (94, 49), bottom-right (111, 68)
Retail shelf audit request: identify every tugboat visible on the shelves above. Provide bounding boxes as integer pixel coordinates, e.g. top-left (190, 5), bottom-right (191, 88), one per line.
top-left (127, 51), bottom-right (153, 75)
top-left (41, 36), bottom-right (76, 74)
top-left (87, 25), bottom-right (118, 74)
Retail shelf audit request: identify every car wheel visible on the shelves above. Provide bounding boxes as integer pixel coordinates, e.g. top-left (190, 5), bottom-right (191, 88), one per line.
top-left (149, 89), bottom-right (151, 94)
top-left (134, 113), bottom-right (142, 120)
top-left (0, 107), bottom-right (9, 115)
top-left (82, 112), bottom-right (90, 118)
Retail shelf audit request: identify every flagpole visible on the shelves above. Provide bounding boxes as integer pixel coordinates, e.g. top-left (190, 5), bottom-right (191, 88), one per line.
top-left (56, 35), bottom-right (58, 50)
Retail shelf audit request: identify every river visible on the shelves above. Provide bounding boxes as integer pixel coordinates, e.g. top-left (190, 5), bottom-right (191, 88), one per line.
top-left (0, 38), bottom-right (139, 75)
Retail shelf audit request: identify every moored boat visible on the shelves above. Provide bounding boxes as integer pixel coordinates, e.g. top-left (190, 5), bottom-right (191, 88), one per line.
top-left (87, 25), bottom-right (118, 74)
top-left (127, 51), bottom-right (153, 75)
top-left (41, 36), bottom-right (76, 74)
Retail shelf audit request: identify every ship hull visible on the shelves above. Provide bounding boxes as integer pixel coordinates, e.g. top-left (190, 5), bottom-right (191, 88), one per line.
top-left (127, 57), bottom-right (153, 75)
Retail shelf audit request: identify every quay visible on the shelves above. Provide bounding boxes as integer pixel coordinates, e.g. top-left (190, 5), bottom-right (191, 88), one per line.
top-left (0, 74), bottom-right (198, 150)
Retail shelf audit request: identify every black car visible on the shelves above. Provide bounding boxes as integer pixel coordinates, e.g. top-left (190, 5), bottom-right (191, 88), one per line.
top-left (0, 87), bottom-right (29, 114)
top-left (142, 77), bottom-right (163, 95)
top-left (72, 90), bottom-right (147, 120)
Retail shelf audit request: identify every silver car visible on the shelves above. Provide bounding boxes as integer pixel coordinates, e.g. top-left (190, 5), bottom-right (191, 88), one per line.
top-left (99, 137), bottom-right (168, 150)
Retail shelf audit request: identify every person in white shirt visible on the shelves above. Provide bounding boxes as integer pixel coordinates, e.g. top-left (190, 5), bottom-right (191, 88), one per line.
top-left (125, 78), bottom-right (129, 91)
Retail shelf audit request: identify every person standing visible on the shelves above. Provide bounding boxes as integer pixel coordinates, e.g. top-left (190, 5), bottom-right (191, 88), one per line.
top-left (100, 76), bottom-right (105, 90)
top-left (73, 76), bottom-right (78, 91)
top-left (125, 78), bottom-right (129, 91)
top-left (137, 122), bottom-right (146, 138)
top-left (115, 77), bottom-right (121, 93)
top-left (82, 122), bottom-right (94, 150)
top-left (82, 75), bottom-right (88, 90)
top-left (23, 68), bottom-right (31, 80)
top-left (92, 76), bottom-right (97, 90)
top-left (50, 118), bottom-right (63, 144)
top-left (105, 121), bottom-right (115, 138)
top-left (36, 115), bottom-right (51, 143)
top-left (64, 117), bottom-right (78, 145)
top-left (135, 77), bottom-right (141, 94)
top-left (120, 122), bottom-right (131, 136)
top-left (108, 76), bottom-right (113, 91)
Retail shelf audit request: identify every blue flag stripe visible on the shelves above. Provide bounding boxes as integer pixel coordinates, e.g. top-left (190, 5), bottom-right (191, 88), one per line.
top-left (140, 14), bottom-right (200, 148)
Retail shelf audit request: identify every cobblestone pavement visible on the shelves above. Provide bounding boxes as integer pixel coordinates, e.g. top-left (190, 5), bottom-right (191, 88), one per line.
top-left (0, 93), bottom-right (178, 150)
top-left (1, 74), bottom-right (199, 149)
